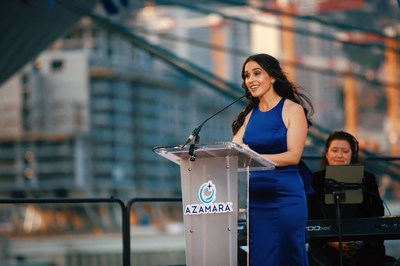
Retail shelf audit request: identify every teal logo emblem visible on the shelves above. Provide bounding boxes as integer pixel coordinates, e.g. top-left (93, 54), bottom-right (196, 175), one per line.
top-left (199, 180), bottom-right (216, 205)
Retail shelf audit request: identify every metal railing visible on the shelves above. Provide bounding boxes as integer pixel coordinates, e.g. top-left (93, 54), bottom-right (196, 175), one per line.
top-left (126, 197), bottom-right (183, 266)
top-left (0, 196), bottom-right (184, 266)
top-left (0, 197), bottom-right (129, 266)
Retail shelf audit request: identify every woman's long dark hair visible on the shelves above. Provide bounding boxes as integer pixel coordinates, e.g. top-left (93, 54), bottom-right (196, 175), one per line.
top-left (232, 53), bottom-right (314, 135)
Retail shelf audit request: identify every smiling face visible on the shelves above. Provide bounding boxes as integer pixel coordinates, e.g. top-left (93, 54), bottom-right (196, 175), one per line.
top-left (243, 61), bottom-right (275, 98)
top-left (325, 139), bottom-right (353, 165)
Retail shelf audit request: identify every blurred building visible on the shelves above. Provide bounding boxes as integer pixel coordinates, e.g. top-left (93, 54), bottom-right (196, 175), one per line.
top-left (0, 0), bottom-right (398, 212)
top-left (0, 3), bottom-right (250, 202)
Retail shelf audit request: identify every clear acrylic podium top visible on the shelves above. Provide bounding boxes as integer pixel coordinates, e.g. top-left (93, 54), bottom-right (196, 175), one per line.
top-left (153, 141), bottom-right (276, 171)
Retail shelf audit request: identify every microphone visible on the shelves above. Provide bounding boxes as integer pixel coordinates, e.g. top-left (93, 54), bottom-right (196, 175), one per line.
top-left (180, 91), bottom-right (250, 149)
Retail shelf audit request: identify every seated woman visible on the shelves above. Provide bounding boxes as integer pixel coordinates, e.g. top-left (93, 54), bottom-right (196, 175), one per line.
top-left (307, 131), bottom-right (394, 266)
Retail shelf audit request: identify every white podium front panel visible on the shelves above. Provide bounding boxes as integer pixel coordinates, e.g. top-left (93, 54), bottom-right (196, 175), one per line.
top-left (181, 155), bottom-right (238, 266)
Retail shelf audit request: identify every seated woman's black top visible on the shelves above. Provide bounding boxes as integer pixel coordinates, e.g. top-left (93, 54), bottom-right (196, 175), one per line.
top-left (307, 169), bottom-right (387, 265)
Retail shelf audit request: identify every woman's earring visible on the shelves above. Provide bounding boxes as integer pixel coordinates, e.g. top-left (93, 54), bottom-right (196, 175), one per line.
top-left (271, 79), bottom-right (275, 84)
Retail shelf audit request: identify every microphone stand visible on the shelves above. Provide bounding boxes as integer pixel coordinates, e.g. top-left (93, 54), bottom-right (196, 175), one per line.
top-left (333, 186), bottom-right (345, 266)
top-left (180, 93), bottom-right (248, 161)
top-left (325, 179), bottom-right (363, 266)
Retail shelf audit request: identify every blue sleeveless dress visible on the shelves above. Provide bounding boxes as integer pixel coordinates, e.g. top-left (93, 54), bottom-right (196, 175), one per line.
top-left (243, 98), bottom-right (309, 266)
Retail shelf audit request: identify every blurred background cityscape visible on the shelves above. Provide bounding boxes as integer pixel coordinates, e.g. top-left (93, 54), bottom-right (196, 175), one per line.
top-left (0, 0), bottom-right (399, 265)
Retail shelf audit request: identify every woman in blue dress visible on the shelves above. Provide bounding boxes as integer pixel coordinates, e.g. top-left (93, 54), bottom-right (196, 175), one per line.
top-left (232, 53), bottom-right (314, 266)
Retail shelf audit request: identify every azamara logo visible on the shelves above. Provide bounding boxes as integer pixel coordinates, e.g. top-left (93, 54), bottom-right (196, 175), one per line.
top-left (184, 202), bottom-right (233, 215)
top-left (184, 180), bottom-right (233, 216)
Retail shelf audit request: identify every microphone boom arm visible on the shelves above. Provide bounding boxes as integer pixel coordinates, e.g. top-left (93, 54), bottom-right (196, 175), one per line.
top-left (180, 93), bottom-right (247, 149)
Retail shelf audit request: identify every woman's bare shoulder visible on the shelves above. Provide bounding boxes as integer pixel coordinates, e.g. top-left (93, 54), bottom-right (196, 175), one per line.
top-left (283, 99), bottom-right (303, 112)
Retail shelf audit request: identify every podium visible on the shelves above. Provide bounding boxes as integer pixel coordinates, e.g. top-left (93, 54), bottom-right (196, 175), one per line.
top-left (153, 142), bottom-right (276, 266)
